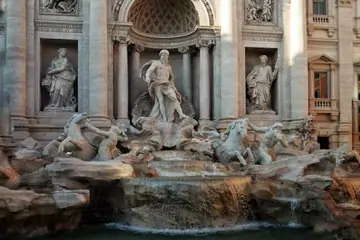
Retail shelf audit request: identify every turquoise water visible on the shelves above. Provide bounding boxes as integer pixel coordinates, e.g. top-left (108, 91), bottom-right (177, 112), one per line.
top-left (31, 224), bottom-right (336, 240)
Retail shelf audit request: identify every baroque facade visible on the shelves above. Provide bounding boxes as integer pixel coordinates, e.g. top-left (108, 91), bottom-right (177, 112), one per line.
top-left (0, 0), bottom-right (358, 150)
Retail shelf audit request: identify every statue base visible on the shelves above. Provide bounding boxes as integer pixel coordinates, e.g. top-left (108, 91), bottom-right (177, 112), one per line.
top-left (44, 106), bottom-right (76, 112)
top-left (248, 109), bottom-right (276, 115)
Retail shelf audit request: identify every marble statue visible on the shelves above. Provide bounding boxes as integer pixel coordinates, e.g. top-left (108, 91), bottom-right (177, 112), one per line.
top-left (203, 118), bottom-right (255, 166)
top-left (246, 54), bottom-right (279, 114)
top-left (93, 125), bottom-right (128, 161)
top-left (57, 112), bottom-right (97, 160)
top-left (41, 48), bottom-right (77, 112)
top-left (41, 0), bottom-right (78, 14)
top-left (248, 122), bottom-right (289, 164)
top-left (246, 0), bottom-right (274, 23)
top-left (141, 49), bottom-right (188, 122)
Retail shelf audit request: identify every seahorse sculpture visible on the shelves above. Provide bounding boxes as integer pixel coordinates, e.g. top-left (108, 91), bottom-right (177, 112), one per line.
top-left (202, 118), bottom-right (254, 166)
top-left (57, 112), bottom-right (99, 161)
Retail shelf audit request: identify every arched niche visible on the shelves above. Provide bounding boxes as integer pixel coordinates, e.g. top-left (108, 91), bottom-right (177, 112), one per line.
top-left (112, 0), bottom-right (215, 26)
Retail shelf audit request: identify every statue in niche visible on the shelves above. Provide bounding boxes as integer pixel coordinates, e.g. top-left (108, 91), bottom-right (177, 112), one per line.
top-left (246, 0), bottom-right (274, 24)
top-left (132, 49), bottom-right (194, 124)
top-left (40, 0), bottom-right (78, 14)
top-left (41, 48), bottom-right (77, 112)
top-left (246, 54), bottom-right (279, 114)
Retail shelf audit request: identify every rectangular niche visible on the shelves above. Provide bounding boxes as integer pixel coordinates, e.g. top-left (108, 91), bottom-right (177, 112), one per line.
top-left (245, 47), bottom-right (279, 115)
top-left (40, 39), bottom-right (78, 112)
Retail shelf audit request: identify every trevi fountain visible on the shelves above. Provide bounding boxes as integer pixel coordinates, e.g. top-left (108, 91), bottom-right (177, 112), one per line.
top-left (0, 0), bottom-right (360, 240)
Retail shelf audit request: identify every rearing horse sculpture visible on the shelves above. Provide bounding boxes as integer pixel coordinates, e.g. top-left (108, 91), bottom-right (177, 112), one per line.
top-left (202, 118), bottom-right (255, 166)
top-left (58, 112), bottom-right (100, 161)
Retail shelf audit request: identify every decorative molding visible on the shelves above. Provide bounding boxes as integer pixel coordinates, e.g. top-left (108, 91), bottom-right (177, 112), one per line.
top-left (200, 0), bottom-right (215, 25)
top-left (112, 0), bottom-right (125, 21)
top-left (242, 30), bottom-right (283, 42)
top-left (354, 28), bottom-right (360, 39)
top-left (35, 20), bottom-right (82, 33)
top-left (336, 0), bottom-right (353, 8)
top-left (308, 54), bottom-right (338, 65)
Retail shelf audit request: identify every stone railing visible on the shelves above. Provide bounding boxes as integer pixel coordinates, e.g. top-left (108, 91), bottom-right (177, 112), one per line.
top-left (309, 14), bottom-right (334, 25)
top-left (310, 98), bottom-right (336, 110)
top-left (307, 14), bottom-right (335, 37)
top-left (309, 98), bottom-right (339, 121)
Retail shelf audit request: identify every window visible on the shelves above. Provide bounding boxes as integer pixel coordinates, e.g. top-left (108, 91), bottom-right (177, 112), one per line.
top-left (314, 71), bottom-right (330, 98)
top-left (317, 136), bottom-right (329, 149)
top-left (313, 0), bottom-right (327, 15)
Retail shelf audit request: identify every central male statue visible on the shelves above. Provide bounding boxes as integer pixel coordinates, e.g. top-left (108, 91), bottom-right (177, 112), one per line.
top-left (144, 49), bottom-right (188, 122)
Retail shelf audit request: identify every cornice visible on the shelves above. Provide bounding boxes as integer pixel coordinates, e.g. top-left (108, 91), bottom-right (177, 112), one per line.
top-left (35, 20), bottom-right (82, 33)
top-left (242, 29), bottom-right (283, 42)
top-left (307, 38), bottom-right (339, 46)
top-left (126, 26), bottom-right (217, 49)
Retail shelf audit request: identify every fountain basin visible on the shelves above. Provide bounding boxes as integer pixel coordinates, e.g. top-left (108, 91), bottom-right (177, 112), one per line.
top-left (118, 176), bottom-right (253, 229)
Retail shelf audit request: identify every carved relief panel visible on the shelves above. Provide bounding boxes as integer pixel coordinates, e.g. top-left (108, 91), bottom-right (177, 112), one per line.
top-left (39, 0), bottom-right (79, 16)
top-left (245, 0), bottom-right (277, 25)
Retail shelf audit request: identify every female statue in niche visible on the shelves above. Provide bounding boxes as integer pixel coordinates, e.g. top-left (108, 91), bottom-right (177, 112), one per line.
top-left (42, 48), bottom-right (77, 111)
top-left (246, 54), bottom-right (279, 114)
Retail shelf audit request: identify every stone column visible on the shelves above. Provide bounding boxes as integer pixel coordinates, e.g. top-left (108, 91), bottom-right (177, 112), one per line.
top-left (289, 0), bottom-right (308, 119)
top-left (4, 0), bottom-right (27, 124)
top-left (88, 1), bottom-right (109, 124)
top-left (130, 45), bottom-right (144, 105)
top-left (115, 36), bottom-right (130, 126)
top-left (198, 40), bottom-right (213, 124)
top-left (178, 47), bottom-right (192, 102)
top-left (337, 0), bottom-right (355, 149)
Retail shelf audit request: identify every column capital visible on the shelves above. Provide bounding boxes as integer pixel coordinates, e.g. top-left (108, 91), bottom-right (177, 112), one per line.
top-left (196, 39), bottom-right (215, 48)
top-left (178, 46), bottom-right (194, 54)
top-left (112, 35), bottom-right (130, 44)
top-left (133, 44), bottom-right (145, 53)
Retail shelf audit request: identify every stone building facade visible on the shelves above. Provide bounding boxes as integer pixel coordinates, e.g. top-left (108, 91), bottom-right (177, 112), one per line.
top-left (0, 0), bottom-right (358, 150)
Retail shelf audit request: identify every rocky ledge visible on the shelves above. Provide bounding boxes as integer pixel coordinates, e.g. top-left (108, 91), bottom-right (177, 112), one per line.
top-left (1, 135), bottom-right (360, 239)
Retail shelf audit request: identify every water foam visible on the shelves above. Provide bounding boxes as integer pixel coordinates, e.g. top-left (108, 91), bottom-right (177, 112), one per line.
top-left (105, 222), bottom-right (304, 236)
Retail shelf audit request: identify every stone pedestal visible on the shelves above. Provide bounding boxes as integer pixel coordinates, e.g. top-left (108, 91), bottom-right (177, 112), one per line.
top-left (4, 0), bottom-right (27, 125)
top-left (88, 1), bottom-right (110, 124)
